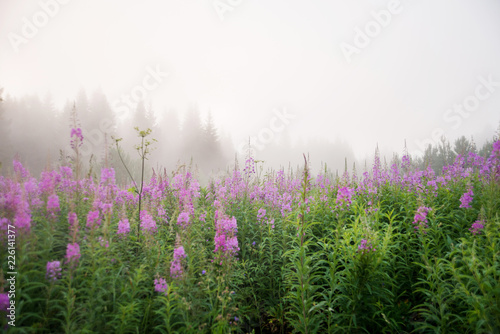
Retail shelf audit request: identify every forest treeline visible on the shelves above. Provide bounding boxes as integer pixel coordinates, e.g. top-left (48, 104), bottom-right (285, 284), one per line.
top-left (0, 87), bottom-right (498, 184)
top-left (0, 87), bottom-right (233, 184)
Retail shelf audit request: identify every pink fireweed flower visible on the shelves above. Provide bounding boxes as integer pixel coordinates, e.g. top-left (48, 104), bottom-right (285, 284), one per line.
top-left (14, 211), bottom-right (31, 231)
top-left (46, 261), bottom-right (62, 281)
top-left (226, 236), bottom-right (239, 252)
top-left (154, 277), bottom-right (168, 295)
top-left (157, 207), bottom-right (168, 223)
top-left (358, 239), bottom-right (376, 254)
top-left (402, 154), bottom-right (411, 171)
top-left (0, 218), bottom-right (9, 234)
top-left (459, 188), bottom-right (474, 208)
top-left (171, 171), bottom-right (200, 216)
top-left (70, 128), bottom-right (83, 149)
top-left (173, 246), bottom-right (186, 260)
top-left (243, 157), bottom-right (256, 175)
top-left (170, 246), bottom-right (187, 278)
top-left (0, 293), bottom-right (9, 312)
top-left (493, 140), bottom-right (500, 153)
top-left (117, 219), bottom-right (130, 235)
top-left (98, 236), bottom-right (109, 248)
top-left (100, 168), bottom-right (115, 185)
top-left (65, 243), bottom-right (81, 266)
top-left (257, 208), bottom-right (266, 222)
top-left (68, 212), bottom-right (78, 230)
top-left (413, 206), bottom-right (432, 233)
top-left (214, 215), bottom-right (239, 263)
top-left (86, 210), bottom-right (101, 230)
top-left (336, 186), bottom-right (354, 208)
top-left (47, 194), bottom-right (60, 213)
top-left (13, 160), bottom-right (30, 179)
top-left (140, 211), bottom-right (157, 235)
top-left (177, 212), bottom-right (190, 228)
top-left (469, 220), bottom-right (485, 235)
top-left (39, 170), bottom-right (61, 195)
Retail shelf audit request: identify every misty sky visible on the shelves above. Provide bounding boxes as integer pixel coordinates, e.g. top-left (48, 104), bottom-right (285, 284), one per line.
top-left (1, 0), bottom-right (500, 161)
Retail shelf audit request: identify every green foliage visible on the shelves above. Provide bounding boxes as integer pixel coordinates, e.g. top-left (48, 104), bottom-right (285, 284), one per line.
top-left (1, 145), bottom-right (499, 333)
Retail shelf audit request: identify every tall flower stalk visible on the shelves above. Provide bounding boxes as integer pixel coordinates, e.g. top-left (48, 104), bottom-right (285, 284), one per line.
top-left (113, 128), bottom-right (155, 238)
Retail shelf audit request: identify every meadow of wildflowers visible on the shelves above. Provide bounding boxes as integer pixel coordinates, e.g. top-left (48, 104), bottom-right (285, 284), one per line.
top-left (0, 135), bottom-right (499, 333)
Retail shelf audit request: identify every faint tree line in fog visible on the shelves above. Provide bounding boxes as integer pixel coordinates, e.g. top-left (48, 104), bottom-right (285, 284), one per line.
top-left (0, 86), bottom-right (498, 184)
top-left (0, 87), bottom-right (231, 183)
top-left (412, 131), bottom-right (499, 172)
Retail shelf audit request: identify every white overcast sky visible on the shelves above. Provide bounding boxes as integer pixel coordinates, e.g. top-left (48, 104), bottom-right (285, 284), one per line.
top-left (1, 0), bottom-right (500, 160)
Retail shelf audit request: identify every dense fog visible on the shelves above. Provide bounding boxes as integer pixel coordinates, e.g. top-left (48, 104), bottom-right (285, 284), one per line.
top-left (1, 1), bottom-right (500, 183)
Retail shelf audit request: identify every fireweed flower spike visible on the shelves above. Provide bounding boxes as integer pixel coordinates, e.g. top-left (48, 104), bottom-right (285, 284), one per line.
top-left (117, 218), bottom-right (130, 235)
top-left (46, 194), bottom-right (60, 213)
top-left (86, 210), bottom-right (101, 230)
top-left (358, 239), bottom-right (376, 254)
top-left (214, 214), bottom-right (239, 264)
top-left (257, 208), bottom-right (266, 222)
top-left (413, 206), bottom-right (432, 233)
top-left (98, 236), bottom-right (109, 248)
top-left (140, 210), bottom-right (157, 235)
top-left (154, 277), bottom-right (168, 295)
top-left (46, 261), bottom-right (62, 281)
top-left (177, 212), bottom-right (190, 228)
top-left (70, 128), bottom-right (84, 150)
top-left (170, 246), bottom-right (187, 278)
top-left (469, 220), bottom-right (485, 235)
top-left (336, 186), bottom-right (354, 208)
top-left (65, 243), bottom-right (81, 267)
top-left (459, 187), bottom-right (474, 208)
top-left (68, 212), bottom-right (78, 231)
top-left (0, 294), bottom-right (9, 312)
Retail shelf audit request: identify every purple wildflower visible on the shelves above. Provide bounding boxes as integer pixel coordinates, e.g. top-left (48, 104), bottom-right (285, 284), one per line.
top-left (177, 212), bottom-right (190, 228)
top-left (358, 239), bottom-right (376, 254)
top-left (68, 212), bottom-right (78, 230)
top-left (47, 194), bottom-right (60, 213)
top-left (0, 293), bottom-right (8, 312)
top-left (257, 208), bottom-right (266, 222)
top-left (0, 218), bottom-right (8, 234)
top-left (140, 211), bottom-right (157, 235)
top-left (65, 243), bottom-right (81, 266)
top-left (98, 236), bottom-right (109, 248)
top-left (413, 206), bottom-right (432, 233)
top-left (154, 277), bottom-right (168, 295)
top-left (226, 236), bottom-right (239, 253)
top-left (46, 261), bottom-right (62, 281)
top-left (336, 186), bottom-right (354, 208)
top-left (86, 210), bottom-right (101, 229)
top-left (14, 211), bottom-right (31, 231)
top-left (13, 160), bottom-right (29, 179)
top-left (459, 188), bottom-right (474, 208)
top-left (70, 128), bottom-right (83, 149)
top-left (100, 168), bottom-right (115, 184)
top-left (214, 215), bottom-right (239, 262)
top-left (117, 219), bottom-right (130, 235)
top-left (170, 246), bottom-right (187, 278)
top-left (493, 140), bottom-right (500, 153)
top-left (469, 220), bottom-right (485, 235)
